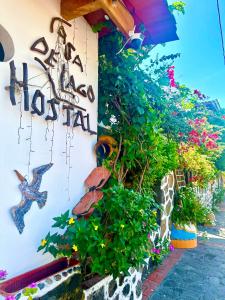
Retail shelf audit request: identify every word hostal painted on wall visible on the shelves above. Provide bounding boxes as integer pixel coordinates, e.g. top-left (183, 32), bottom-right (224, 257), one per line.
top-left (8, 60), bottom-right (97, 135)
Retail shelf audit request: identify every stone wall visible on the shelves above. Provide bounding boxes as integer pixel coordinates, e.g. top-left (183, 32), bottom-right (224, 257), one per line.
top-left (83, 267), bottom-right (142, 300)
top-left (195, 175), bottom-right (224, 209)
top-left (159, 172), bottom-right (175, 240)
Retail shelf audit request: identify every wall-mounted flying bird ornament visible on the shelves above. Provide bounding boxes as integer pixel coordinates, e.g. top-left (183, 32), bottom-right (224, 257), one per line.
top-left (11, 163), bottom-right (53, 234)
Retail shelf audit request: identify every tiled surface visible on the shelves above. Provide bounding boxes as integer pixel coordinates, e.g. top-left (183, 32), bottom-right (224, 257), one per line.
top-left (142, 249), bottom-right (184, 300)
top-left (145, 202), bottom-right (225, 300)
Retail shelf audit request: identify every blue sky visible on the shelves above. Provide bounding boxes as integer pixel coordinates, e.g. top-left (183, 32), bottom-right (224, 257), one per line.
top-left (155, 0), bottom-right (225, 107)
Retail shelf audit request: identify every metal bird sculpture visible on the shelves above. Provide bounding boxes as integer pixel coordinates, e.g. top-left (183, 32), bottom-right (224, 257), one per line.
top-left (11, 163), bottom-right (53, 234)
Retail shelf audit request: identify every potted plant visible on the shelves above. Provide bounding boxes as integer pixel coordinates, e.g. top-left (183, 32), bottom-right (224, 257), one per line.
top-left (171, 186), bottom-right (213, 248)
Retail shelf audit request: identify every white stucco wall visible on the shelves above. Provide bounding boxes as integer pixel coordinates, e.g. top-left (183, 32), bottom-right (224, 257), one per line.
top-left (0, 0), bottom-right (98, 279)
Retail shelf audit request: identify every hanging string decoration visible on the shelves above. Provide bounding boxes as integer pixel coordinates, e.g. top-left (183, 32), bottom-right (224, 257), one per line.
top-left (7, 16), bottom-right (98, 204)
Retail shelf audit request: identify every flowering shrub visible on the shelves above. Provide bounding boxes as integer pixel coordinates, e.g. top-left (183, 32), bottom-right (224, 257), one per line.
top-left (39, 185), bottom-right (160, 279)
top-left (167, 66), bottom-right (177, 88)
top-left (187, 118), bottom-right (220, 152)
top-left (179, 145), bottom-right (216, 186)
top-left (149, 239), bottom-right (174, 265)
top-left (172, 187), bottom-right (213, 225)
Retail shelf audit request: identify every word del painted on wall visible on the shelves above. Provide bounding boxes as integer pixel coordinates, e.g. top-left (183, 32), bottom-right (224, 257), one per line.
top-left (8, 17), bottom-right (97, 135)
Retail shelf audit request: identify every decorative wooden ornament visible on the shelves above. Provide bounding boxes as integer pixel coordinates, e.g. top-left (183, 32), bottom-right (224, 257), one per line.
top-left (11, 163), bottom-right (53, 234)
top-left (72, 190), bottom-right (103, 218)
top-left (72, 167), bottom-right (111, 218)
top-left (94, 135), bottom-right (118, 159)
top-left (85, 166), bottom-right (111, 190)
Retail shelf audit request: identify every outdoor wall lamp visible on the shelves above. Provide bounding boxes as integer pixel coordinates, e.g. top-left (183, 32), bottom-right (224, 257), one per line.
top-left (117, 26), bottom-right (145, 54)
top-left (128, 28), bottom-right (144, 50)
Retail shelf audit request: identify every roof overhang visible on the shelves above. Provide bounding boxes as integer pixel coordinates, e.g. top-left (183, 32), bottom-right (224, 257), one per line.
top-left (61, 0), bottom-right (179, 45)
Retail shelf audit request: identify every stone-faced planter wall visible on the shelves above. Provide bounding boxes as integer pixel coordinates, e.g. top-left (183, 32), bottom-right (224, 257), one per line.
top-left (0, 260), bottom-right (82, 300)
top-left (159, 172), bottom-right (175, 240)
top-left (83, 267), bottom-right (142, 300)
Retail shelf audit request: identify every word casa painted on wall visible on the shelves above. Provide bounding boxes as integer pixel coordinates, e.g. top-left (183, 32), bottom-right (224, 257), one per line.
top-left (8, 17), bottom-right (97, 135)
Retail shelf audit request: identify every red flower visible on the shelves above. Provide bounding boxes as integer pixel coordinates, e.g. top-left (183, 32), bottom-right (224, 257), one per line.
top-left (206, 140), bottom-right (218, 149)
top-left (189, 137), bottom-right (201, 145)
top-left (222, 116), bottom-right (225, 120)
top-left (178, 132), bottom-right (184, 137)
top-left (202, 131), bottom-right (208, 138)
top-left (194, 118), bottom-right (205, 126)
top-left (208, 133), bottom-right (219, 140)
top-left (189, 176), bottom-right (198, 182)
top-left (167, 66), bottom-right (177, 88)
top-left (189, 130), bottom-right (199, 137)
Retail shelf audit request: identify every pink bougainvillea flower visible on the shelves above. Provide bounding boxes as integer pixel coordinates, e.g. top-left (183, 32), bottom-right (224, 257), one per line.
top-left (222, 116), bottom-right (225, 120)
top-left (189, 137), bottom-right (201, 145)
top-left (169, 244), bottom-right (175, 252)
top-left (178, 132), bottom-right (184, 137)
top-left (189, 130), bottom-right (199, 137)
top-left (202, 130), bottom-right (208, 138)
top-left (5, 296), bottom-right (16, 300)
top-left (152, 248), bottom-right (160, 254)
top-left (151, 248), bottom-right (161, 254)
top-left (0, 269), bottom-right (7, 280)
top-left (167, 66), bottom-right (177, 88)
top-left (194, 118), bottom-right (205, 126)
top-left (206, 140), bottom-right (218, 149)
top-left (28, 282), bottom-right (37, 288)
top-left (194, 89), bottom-right (205, 99)
top-left (170, 80), bottom-right (177, 88)
top-left (208, 133), bottom-right (219, 140)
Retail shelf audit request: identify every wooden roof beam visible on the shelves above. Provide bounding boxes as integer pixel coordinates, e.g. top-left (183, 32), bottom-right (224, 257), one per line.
top-left (61, 0), bottom-right (135, 37)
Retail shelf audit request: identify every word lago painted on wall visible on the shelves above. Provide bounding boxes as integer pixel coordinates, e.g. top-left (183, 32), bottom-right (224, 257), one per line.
top-left (8, 17), bottom-right (97, 135)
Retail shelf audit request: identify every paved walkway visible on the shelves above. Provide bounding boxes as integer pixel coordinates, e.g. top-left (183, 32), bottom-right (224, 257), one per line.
top-left (146, 202), bottom-right (225, 300)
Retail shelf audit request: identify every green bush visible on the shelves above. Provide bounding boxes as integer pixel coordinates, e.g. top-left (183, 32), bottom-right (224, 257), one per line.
top-left (212, 187), bottom-right (225, 211)
top-left (39, 185), bottom-right (160, 279)
top-left (172, 186), bottom-right (212, 225)
top-left (215, 150), bottom-right (225, 171)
